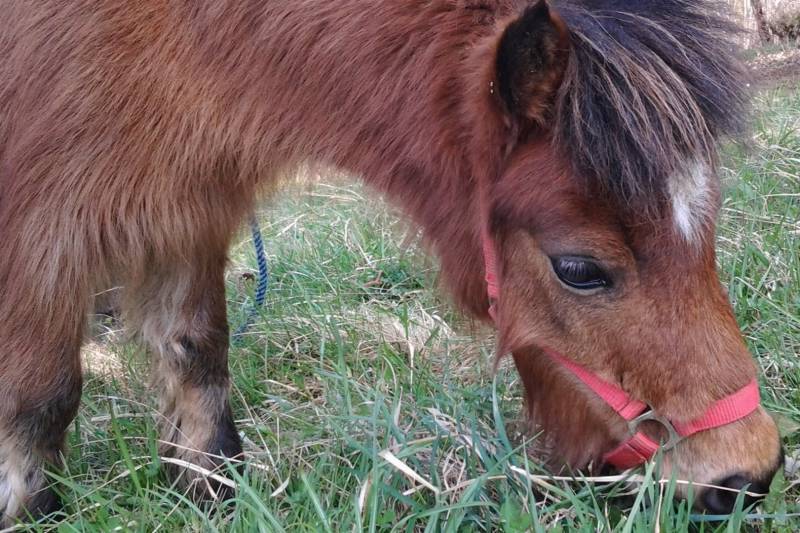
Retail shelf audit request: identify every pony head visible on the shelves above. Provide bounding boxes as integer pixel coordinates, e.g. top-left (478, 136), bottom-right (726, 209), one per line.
top-left (468, 0), bottom-right (783, 512)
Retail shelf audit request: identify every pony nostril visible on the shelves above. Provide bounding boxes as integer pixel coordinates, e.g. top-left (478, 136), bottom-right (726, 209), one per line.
top-left (701, 473), bottom-right (766, 515)
top-left (702, 447), bottom-right (784, 514)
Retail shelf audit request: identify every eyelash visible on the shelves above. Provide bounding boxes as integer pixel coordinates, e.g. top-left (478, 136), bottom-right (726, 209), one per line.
top-left (550, 256), bottom-right (612, 291)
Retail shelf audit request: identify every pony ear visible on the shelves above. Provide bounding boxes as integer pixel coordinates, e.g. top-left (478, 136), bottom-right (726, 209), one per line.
top-left (495, 1), bottom-right (570, 125)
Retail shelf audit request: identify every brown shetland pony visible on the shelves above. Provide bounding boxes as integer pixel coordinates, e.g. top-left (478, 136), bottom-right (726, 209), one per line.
top-left (0, 0), bottom-right (784, 523)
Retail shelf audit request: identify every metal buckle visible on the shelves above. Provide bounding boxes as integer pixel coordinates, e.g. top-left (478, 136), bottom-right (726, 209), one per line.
top-left (628, 409), bottom-right (683, 451)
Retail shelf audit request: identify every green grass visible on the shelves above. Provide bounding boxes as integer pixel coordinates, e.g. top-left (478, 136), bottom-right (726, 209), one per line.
top-left (19, 87), bottom-right (800, 531)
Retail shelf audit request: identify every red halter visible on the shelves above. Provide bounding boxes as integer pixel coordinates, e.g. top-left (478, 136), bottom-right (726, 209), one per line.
top-left (481, 229), bottom-right (761, 470)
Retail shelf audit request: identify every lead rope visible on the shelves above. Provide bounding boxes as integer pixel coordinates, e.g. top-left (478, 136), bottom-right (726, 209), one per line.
top-left (232, 215), bottom-right (270, 342)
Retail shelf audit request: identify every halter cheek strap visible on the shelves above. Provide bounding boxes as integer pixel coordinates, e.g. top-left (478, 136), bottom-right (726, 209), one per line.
top-left (481, 231), bottom-right (762, 470)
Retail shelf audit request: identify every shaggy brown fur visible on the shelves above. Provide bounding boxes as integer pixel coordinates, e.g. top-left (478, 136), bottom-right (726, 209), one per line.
top-left (0, 0), bottom-right (781, 522)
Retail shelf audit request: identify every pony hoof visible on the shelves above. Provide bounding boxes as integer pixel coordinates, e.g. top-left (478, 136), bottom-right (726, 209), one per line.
top-left (164, 431), bottom-right (243, 505)
top-left (170, 458), bottom-right (241, 505)
top-left (0, 484), bottom-right (62, 527)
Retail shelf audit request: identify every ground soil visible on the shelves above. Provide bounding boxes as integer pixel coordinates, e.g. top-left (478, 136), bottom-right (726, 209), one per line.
top-left (748, 44), bottom-right (800, 87)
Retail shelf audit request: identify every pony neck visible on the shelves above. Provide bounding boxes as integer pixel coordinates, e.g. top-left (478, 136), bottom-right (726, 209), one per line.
top-left (187, 2), bottom-right (505, 318)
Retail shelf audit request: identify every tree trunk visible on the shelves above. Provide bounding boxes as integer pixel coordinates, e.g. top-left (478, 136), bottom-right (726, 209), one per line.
top-left (751, 0), bottom-right (772, 43)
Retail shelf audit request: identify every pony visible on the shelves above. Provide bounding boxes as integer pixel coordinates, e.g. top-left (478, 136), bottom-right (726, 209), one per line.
top-left (0, 0), bottom-right (784, 522)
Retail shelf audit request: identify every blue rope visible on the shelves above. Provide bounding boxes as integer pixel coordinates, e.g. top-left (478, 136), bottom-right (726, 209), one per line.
top-left (251, 217), bottom-right (269, 308)
top-left (232, 215), bottom-right (269, 341)
top-left (689, 512), bottom-right (800, 522)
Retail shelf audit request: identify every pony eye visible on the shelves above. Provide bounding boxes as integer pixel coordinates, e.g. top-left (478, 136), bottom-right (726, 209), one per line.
top-left (550, 256), bottom-right (611, 291)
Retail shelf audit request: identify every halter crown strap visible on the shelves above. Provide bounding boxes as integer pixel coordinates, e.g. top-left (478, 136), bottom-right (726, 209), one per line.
top-left (482, 227), bottom-right (500, 321)
top-left (480, 229), bottom-right (762, 470)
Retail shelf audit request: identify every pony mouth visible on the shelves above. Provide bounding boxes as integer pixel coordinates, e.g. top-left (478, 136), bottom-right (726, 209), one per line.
top-left (696, 442), bottom-right (784, 514)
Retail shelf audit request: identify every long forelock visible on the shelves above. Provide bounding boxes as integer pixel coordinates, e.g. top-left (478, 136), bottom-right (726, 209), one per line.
top-left (551, 0), bottom-right (748, 216)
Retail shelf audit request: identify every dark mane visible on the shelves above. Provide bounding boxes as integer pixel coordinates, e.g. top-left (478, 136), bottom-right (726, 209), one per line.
top-left (552, 0), bottom-right (748, 211)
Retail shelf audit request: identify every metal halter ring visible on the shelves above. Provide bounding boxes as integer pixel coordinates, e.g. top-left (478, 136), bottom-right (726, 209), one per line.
top-left (628, 409), bottom-right (684, 451)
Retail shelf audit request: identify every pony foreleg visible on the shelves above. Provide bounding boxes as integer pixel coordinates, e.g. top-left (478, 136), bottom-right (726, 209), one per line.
top-left (0, 299), bottom-right (84, 524)
top-left (126, 252), bottom-right (242, 501)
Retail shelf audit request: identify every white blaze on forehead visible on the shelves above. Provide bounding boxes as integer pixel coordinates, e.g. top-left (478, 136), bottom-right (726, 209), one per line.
top-left (668, 161), bottom-right (713, 243)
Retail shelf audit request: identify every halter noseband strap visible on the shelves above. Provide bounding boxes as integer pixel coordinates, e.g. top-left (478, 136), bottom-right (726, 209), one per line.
top-left (549, 348), bottom-right (760, 469)
top-left (481, 230), bottom-right (761, 470)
